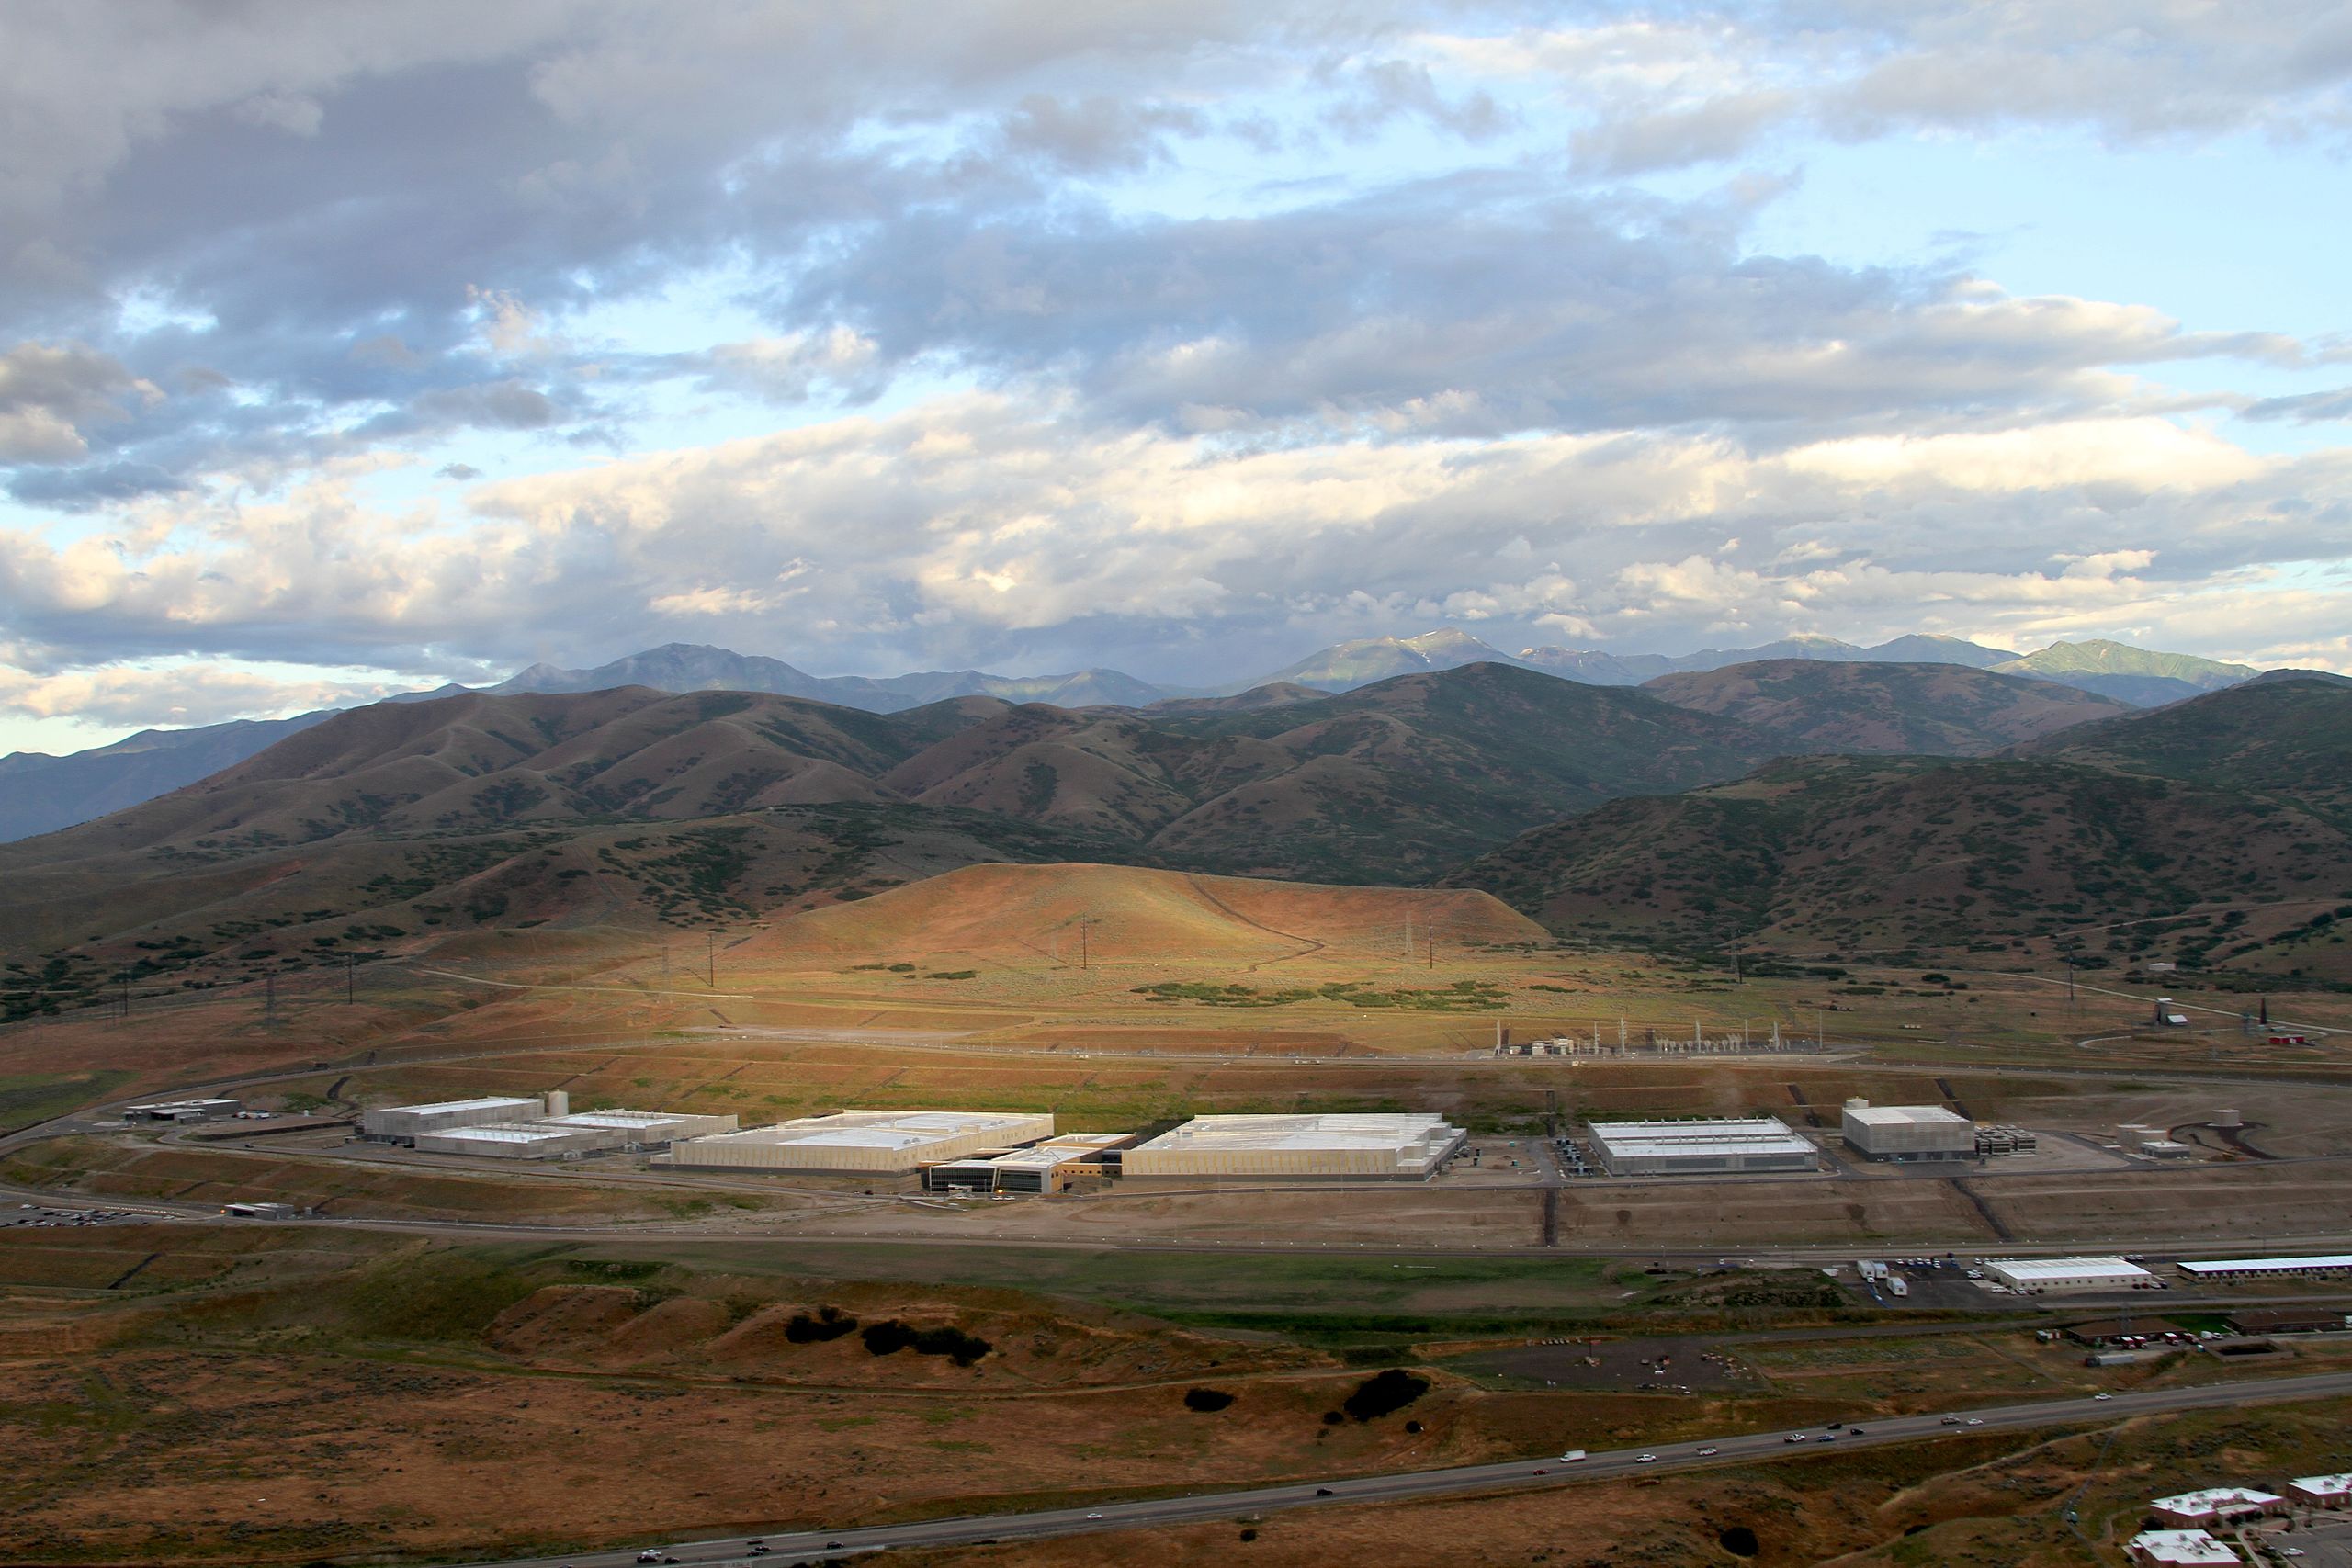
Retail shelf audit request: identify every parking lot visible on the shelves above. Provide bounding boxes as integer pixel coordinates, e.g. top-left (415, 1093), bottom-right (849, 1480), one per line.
top-left (2257, 1517), bottom-right (2352, 1567)
top-left (2, 1204), bottom-right (168, 1229)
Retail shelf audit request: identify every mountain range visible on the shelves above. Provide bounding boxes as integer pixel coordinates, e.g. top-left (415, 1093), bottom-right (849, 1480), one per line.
top-left (1446, 675), bottom-right (2352, 977)
top-left (0, 629), bottom-right (2283, 843)
top-left (6, 661), bottom-right (2347, 1016)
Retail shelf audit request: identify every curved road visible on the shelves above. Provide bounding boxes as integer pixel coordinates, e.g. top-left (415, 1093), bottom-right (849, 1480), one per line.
top-left (464, 1371), bottom-right (2352, 1566)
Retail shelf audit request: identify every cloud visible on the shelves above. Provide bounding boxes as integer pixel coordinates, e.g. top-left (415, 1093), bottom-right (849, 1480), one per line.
top-left (1438, 5), bottom-right (2352, 171)
top-left (0, 342), bottom-right (162, 462)
top-left (0, 660), bottom-right (398, 727)
top-left (5, 392), bottom-right (2345, 701)
top-left (2, 2), bottom-right (2349, 727)
top-left (783, 182), bottom-right (2311, 442)
top-left (2244, 388), bottom-right (2352, 423)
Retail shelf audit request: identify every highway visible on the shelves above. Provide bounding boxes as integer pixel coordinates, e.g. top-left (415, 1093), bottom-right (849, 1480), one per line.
top-left (463, 1371), bottom-right (2352, 1566)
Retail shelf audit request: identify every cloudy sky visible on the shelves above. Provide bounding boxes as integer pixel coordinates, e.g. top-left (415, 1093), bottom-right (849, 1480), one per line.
top-left (4, 2), bottom-right (2351, 754)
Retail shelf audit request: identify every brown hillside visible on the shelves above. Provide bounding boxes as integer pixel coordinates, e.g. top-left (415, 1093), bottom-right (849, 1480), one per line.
top-left (0, 665), bottom-right (1772, 1017)
top-left (750, 863), bottom-right (1547, 967)
top-left (1641, 660), bottom-right (2130, 755)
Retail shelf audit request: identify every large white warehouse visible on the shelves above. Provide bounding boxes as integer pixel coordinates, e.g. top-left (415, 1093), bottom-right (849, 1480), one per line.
top-left (1120, 1113), bottom-right (1465, 1181)
top-left (1589, 1117), bottom-right (1816, 1177)
top-left (663, 1110), bottom-right (1056, 1174)
top-left (1841, 1100), bottom-right (1976, 1162)
top-left (361, 1095), bottom-right (547, 1143)
top-left (1984, 1257), bottom-right (2156, 1292)
top-left (536, 1110), bottom-right (739, 1147)
top-left (414, 1122), bottom-right (626, 1159)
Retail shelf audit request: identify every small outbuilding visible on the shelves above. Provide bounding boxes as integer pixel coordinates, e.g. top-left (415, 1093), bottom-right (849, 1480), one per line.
top-left (2287, 1474), bottom-right (2352, 1506)
top-left (1984, 1257), bottom-right (2155, 1292)
top-left (2147, 1487), bottom-right (2286, 1529)
top-left (2126, 1529), bottom-right (2240, 1566)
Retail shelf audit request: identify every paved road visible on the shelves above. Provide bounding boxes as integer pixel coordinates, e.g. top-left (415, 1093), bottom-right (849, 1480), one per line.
top-left (462, 1371), bottom-right (2352, 1567)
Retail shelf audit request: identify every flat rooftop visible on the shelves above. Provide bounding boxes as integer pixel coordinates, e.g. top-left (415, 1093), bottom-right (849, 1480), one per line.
top-left (987, 1145), bottom-right (1093, 1169)
top-left (541, 1111), bottom-right (688, 1129)
top-left (421, 1123), bottom-right (588, 1144)
top-left (2126, 1530), bottom-right (2240, 1566)
top-left (1989, 1256), bottom-right (2153, 1282)
top-left (694, 1110), bottom-right (1046, 1152)
top-left (2177, 1254), bottom-right (2352, 1274)
top-left (1589, 1117), bottom-right (1815, 1158)
top-left (2151, 1486), bottom-right (2283, 1514)
top-left (1843, 1105), bottom-right (1971, 1127)
top-left (387, 1096), bottom-right (541, 1114)
top-left (1132, 1113), bottom-right (1457, 1153)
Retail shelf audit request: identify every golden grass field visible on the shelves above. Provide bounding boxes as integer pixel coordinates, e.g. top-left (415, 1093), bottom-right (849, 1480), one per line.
top-left (3, 1219), bottom-right (2350, 1565)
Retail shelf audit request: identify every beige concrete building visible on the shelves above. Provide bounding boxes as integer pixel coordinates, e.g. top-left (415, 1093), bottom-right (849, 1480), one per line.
top-left (663, 1110), bottom-right (1056, 1174)
top-left (1840, 1100), bottom-right (1975, 1162)
top-left (1121, 1113), bottom-right (1464, 1182)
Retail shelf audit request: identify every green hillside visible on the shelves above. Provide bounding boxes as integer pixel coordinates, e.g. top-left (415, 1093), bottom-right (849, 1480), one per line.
top-left (1995, 637), bottom-right (2258, 690)
top-left (1447, 753), bottom-right (2352, 975)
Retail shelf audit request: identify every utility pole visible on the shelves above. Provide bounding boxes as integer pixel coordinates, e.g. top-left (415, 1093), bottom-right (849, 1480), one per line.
top-left (345, 954), bottom-right (356, 1006)
top-left (264, 973), bottom-right (277, 1025)
top-left (707, 931), bottom-right (717, 987)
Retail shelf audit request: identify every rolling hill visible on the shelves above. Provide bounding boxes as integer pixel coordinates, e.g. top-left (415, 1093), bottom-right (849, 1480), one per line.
top-left (1447, 680), bottom-right (2352, 975)
top-left (753, 862), bottom-right (1545, 968)
top-left (1990, 638), bottom-right (2259, 706)
top-left (1638, 660), bottom-right (2132, 755)
top-left (0, 665), bottom-right (1771, 1010)
top-left (7, 629), bottom-right (2286, 843)
top-left (0, 711), bottom-right (339, 844)
top-left (2022, 675), bottom-right (2352, 831)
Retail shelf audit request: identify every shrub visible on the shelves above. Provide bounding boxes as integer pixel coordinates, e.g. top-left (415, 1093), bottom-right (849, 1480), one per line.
top-left (1341, 1369), bottom-right (1430, 1422)
top-left (1182, 1387), bottom-right (1236, 1412)
top-left (786, 1305), bottom-right (859, 1344)
top-left (859, 1318), bottom-right (992, 1366)
top-left (861, 1320), bottom-right (916, 1356)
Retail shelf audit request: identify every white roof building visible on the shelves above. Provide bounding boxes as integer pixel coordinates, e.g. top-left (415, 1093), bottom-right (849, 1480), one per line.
top-left (1984, 1256), bottom-right (2155, 1292)
top-left (1589, 1117), bottom-right (1816, 1176)
top-left (2127, 1530), bottom-right (2240, 1566)
top-left (2148, 1488), bottom-right (2286, 1528)
top-left (2288, 1474), bottom-right (2352, 1506)
top-left (536, 1110), bottom-right (739, 1144)
top-left (1122, 1113), bottom-right (1465, 1181)
top-left (360, 1095), bottom-right (547, 1141)
top-left (413, 1122), bottom-right (625, 1159)
top-left (2177, 1254), bottom-right (2352, 1281)
top-left (663, 1110), bottom-right (1056, 1173)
